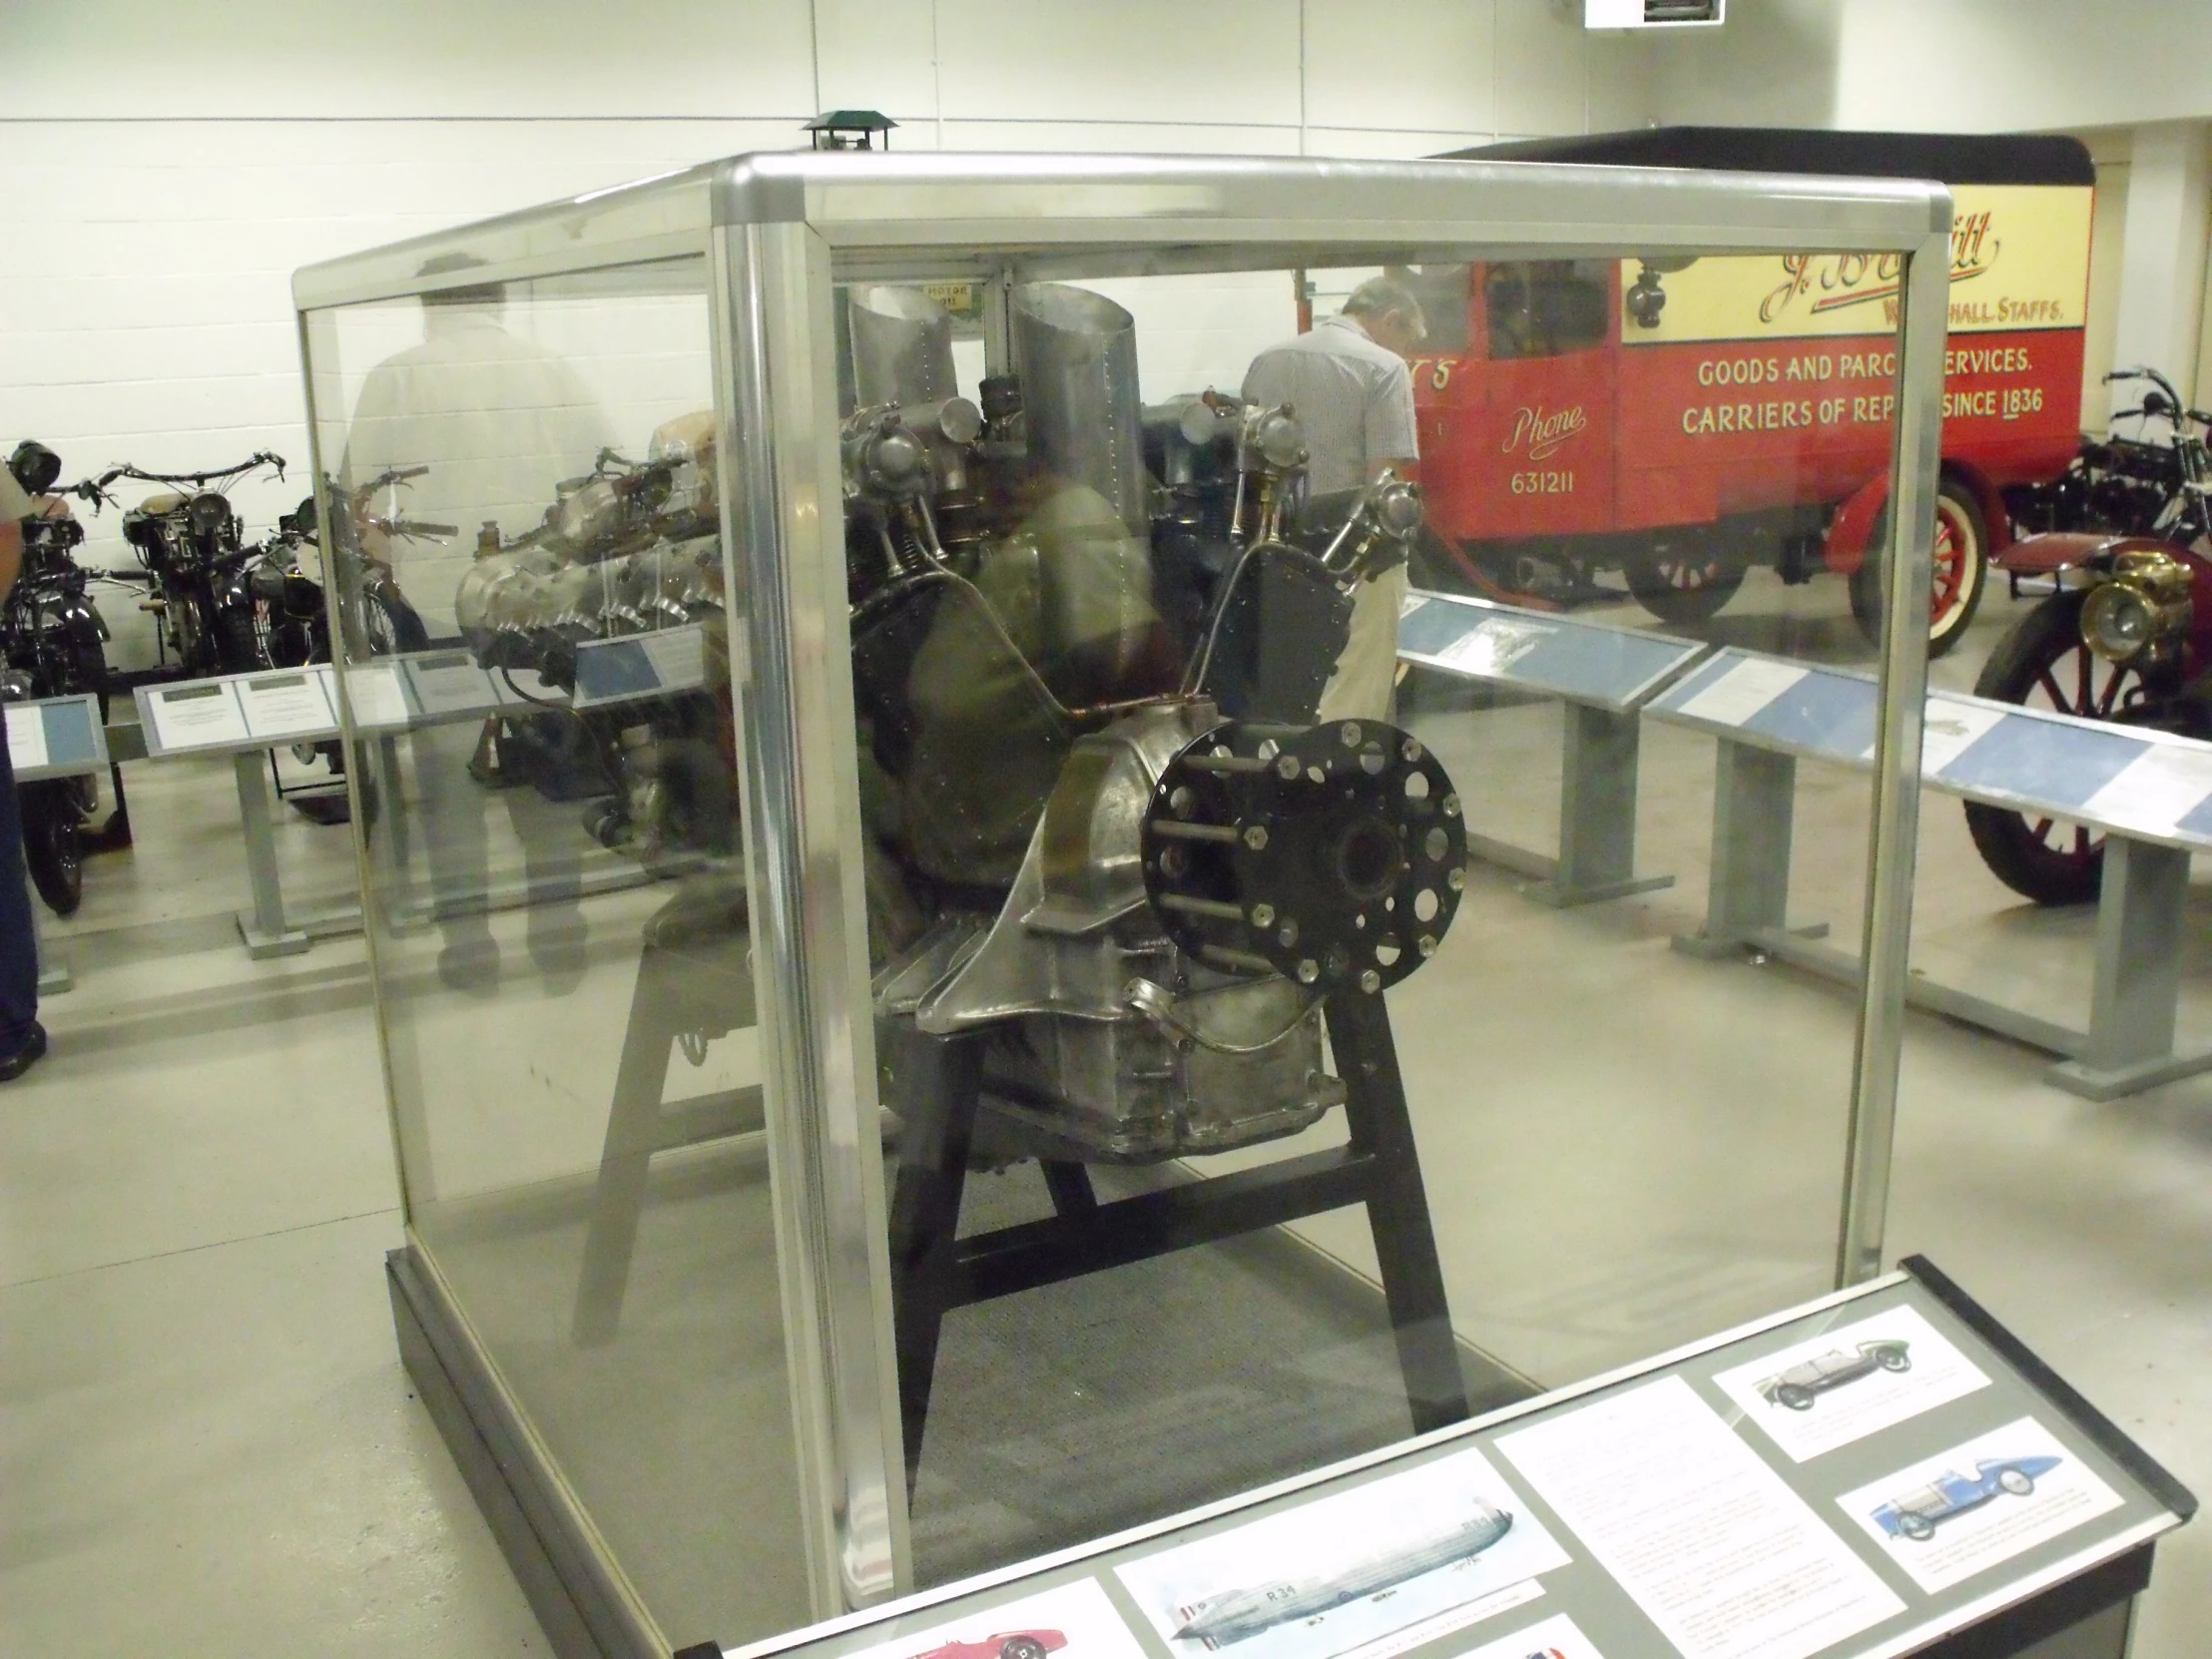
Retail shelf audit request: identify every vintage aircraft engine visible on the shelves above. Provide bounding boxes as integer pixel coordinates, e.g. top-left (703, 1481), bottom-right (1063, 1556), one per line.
top-left (849, 282), bottom-right (1464, 1163)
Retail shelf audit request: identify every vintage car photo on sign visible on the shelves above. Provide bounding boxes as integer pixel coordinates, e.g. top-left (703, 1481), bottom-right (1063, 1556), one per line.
top-left (843, 1583), bottom-right (1141, 1659)
top-left (913, 1633), bottom-right (1065, 1659)
top-left (1871, 1455), bottom-right (2063, 1541)
top-left (1756, 1339), bottom-right (1913, 1409)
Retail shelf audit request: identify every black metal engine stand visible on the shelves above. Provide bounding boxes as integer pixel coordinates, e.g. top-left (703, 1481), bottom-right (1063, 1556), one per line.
top-left (885, 988), bottom-right (1468, 1488)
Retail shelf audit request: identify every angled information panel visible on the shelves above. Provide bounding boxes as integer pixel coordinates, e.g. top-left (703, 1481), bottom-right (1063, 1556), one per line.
top-left (572, 622), bottom-right (711, 711)
top-left (136, 668), bottom-right (340, 758)
top-left (1648, 647), bottom-right (2212, 853)
top-left (1397, 591), bottom-right (1707, 712)
top-left (5, 693), bottom-right (108, 783)
top-left (134, 654), bottom-right (582, 758)
top-left (704, 1265), bottom-right (2189, 1659)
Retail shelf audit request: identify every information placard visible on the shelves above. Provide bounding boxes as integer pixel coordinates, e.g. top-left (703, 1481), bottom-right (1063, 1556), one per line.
top-left (5, 703), bottom-right (49, 774)
top-left (1673, 658), bottom-right (1810, 728)
top-left (148, 681), bottom-right (251, 751)
top-left (238, 670), bottom-right (337, 741)
top-left (342, 662), bottom-right (414, 730)
top-left (1495, 1377), bottom-right (1904, 1659)
top-left (402, 652), bottom-right (503, 719)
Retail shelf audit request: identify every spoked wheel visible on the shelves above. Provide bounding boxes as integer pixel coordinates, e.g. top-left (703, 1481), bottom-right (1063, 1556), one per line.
top-left (21, 780), bottom-right (85, 916)
top-left (1622, 539), bottom-right (1747, 626)
top-left (1963, 591), bottom-right (2137, 904)
top-left (1849, 478), bottom-right (1988, 658)
top-left (172, 594), bottom-right (216, 677)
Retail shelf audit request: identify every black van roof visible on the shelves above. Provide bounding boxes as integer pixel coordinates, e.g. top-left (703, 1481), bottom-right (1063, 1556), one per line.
top-left (1444, 127), bottom-right (2093, 189)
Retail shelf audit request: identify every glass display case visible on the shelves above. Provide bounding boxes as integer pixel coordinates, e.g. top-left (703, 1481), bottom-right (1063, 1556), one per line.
top-left (292, 151), bottom-right (1951, 1659)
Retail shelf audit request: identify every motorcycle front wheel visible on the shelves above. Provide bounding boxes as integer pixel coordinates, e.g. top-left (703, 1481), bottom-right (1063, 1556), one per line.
top-left (1962, 590), bottom-right (2130, 905)
top-left (365, 587), bottom-right (430, 655)
top-left (21, 779), bottom-right (85, 916)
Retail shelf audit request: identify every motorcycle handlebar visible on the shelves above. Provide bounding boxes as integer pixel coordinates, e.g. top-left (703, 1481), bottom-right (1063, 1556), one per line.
top-left (95, 450), bottom-right (287, 492)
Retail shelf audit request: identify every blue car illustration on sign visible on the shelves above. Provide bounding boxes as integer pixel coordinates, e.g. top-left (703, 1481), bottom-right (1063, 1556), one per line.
top-left (1872, 1456), bottom-right (2062, 1541)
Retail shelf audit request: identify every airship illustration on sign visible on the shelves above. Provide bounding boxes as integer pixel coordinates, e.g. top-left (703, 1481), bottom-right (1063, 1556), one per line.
top-left (1170, 1503), bottom-right (1514, 1648)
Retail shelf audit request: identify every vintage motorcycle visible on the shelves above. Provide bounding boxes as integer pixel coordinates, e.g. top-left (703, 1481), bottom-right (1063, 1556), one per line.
top-left (3, 440), bottom-right (125, 913)
top-left (300, 466), bottom-right (439, 664)
top-left (1965, 367), bottom-right (2212, 903)
top-left (452, 432), bottom-right (727, 859)
top-left (107, 450), bottom-right (289, 677)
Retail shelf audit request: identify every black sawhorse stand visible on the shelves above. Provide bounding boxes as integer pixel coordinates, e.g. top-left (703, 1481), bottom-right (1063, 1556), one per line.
top-left (885, 990), bottom-right (1469, 1486)
top-left (571, 877), bottom-right (761, 1349)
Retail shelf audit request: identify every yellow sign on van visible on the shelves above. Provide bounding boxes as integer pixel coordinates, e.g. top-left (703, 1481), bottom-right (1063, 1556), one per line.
top-left (1624, 184), bottom-right (2092, 344)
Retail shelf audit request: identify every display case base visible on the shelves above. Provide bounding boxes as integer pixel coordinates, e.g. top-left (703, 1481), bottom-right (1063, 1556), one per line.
top-left (387, 1244), bottom-right (665, 1659)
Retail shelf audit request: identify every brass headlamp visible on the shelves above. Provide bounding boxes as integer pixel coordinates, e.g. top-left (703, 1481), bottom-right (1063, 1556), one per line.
top-left (2080, 547), bottom-right (2194, 666)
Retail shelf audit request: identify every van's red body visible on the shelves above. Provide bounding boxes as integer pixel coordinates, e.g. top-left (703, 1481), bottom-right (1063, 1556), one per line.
top-left (1394, 130), bottom-right (2096, 641)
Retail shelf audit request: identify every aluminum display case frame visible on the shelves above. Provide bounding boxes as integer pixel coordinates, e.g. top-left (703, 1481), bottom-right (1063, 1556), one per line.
top-left (294, 150), bottom-right (1952, 1657)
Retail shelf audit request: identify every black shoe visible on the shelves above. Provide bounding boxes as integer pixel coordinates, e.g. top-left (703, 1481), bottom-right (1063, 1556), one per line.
top-left (0, 1021), bottom-right (47, 1082)
top-left (436, 941), bottom-right (501, 995)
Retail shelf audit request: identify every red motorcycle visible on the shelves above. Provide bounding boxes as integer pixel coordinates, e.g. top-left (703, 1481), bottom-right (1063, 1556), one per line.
top-left (1966, 367), bottom-right (2212, 903)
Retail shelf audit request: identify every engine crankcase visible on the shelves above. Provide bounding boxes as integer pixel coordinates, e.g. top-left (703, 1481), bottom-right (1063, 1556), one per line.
top-left (883, 699), bottom-right (1338, 1162)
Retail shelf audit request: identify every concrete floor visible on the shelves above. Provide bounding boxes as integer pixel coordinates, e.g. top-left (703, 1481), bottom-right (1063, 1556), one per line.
top-left (2, 570), bottom-right (2206, 1655)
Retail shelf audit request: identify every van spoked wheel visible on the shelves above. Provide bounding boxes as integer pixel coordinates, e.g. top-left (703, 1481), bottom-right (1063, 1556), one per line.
top-left (1621, 541), bottom-right (1746, 626)
top-left (1962, 590), bottom-right (2125, 905)
top-left (1849, 478), bottom-right (1988, 658)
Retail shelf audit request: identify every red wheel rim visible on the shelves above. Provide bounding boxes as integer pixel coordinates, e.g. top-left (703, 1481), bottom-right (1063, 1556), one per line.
top-left (1929, 499), bottom-right (1972, 625)
top-left (1659, 557), bottom-right (1723, 592)
top-left (2021, 637), bottom-right (2139, 863)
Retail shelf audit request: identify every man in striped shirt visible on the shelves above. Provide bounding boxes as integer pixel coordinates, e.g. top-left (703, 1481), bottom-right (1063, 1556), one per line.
top-left (1242, 276), bottom-right (1425, 723)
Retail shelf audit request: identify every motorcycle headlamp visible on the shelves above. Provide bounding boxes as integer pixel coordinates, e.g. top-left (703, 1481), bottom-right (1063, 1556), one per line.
top-left (1246, 407), bottom-right (1307, 473)
top-left (188, 492), bottom-right (231, 537)
top-left (2081, 548), bottom-right (2193, 665)
top-left (1373, 478), bottom-right (1426, 539)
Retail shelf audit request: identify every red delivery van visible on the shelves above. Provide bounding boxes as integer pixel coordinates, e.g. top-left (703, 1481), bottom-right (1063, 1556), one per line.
top-left (1390, 129), bottom-right (2094, 655)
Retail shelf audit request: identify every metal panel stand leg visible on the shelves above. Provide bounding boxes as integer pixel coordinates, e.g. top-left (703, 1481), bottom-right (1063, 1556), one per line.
top-left (28, 870), bottom-right (68, 995)
top-left (1529, 704), bottom-right (1674, 908)
top-left (1327, 992), bottom-right (1470, 1433)
top-left (1674, 740), bottom-right (1827, 958)
top-left (2050, 837), bottom-right (2212, 1100)
top-left (233, 751), bottom-right (309, 958)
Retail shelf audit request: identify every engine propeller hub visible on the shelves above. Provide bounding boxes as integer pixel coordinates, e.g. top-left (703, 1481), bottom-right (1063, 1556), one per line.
top-left (1141, 719), bottom-right (1466, 994)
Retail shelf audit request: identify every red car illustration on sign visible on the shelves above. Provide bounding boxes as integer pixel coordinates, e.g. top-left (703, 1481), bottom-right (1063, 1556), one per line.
top-left (911, 1631), bottom-right (1066, 1659)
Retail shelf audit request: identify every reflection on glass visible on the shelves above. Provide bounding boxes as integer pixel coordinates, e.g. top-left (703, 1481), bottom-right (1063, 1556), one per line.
top-left (313, 259), bottom-right (805, 1647)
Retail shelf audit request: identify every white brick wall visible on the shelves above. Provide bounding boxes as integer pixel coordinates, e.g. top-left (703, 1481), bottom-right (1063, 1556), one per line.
top-left (0, 0), bottom-right (1649, 668)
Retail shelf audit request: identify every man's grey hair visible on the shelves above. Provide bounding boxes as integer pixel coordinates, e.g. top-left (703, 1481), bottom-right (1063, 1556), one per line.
top-left (1342, 276), bottom-right (1423, 326)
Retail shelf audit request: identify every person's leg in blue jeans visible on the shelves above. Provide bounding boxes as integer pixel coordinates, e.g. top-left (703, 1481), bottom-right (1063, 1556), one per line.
top-left (0, 737), bottom-right (46, 1077)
